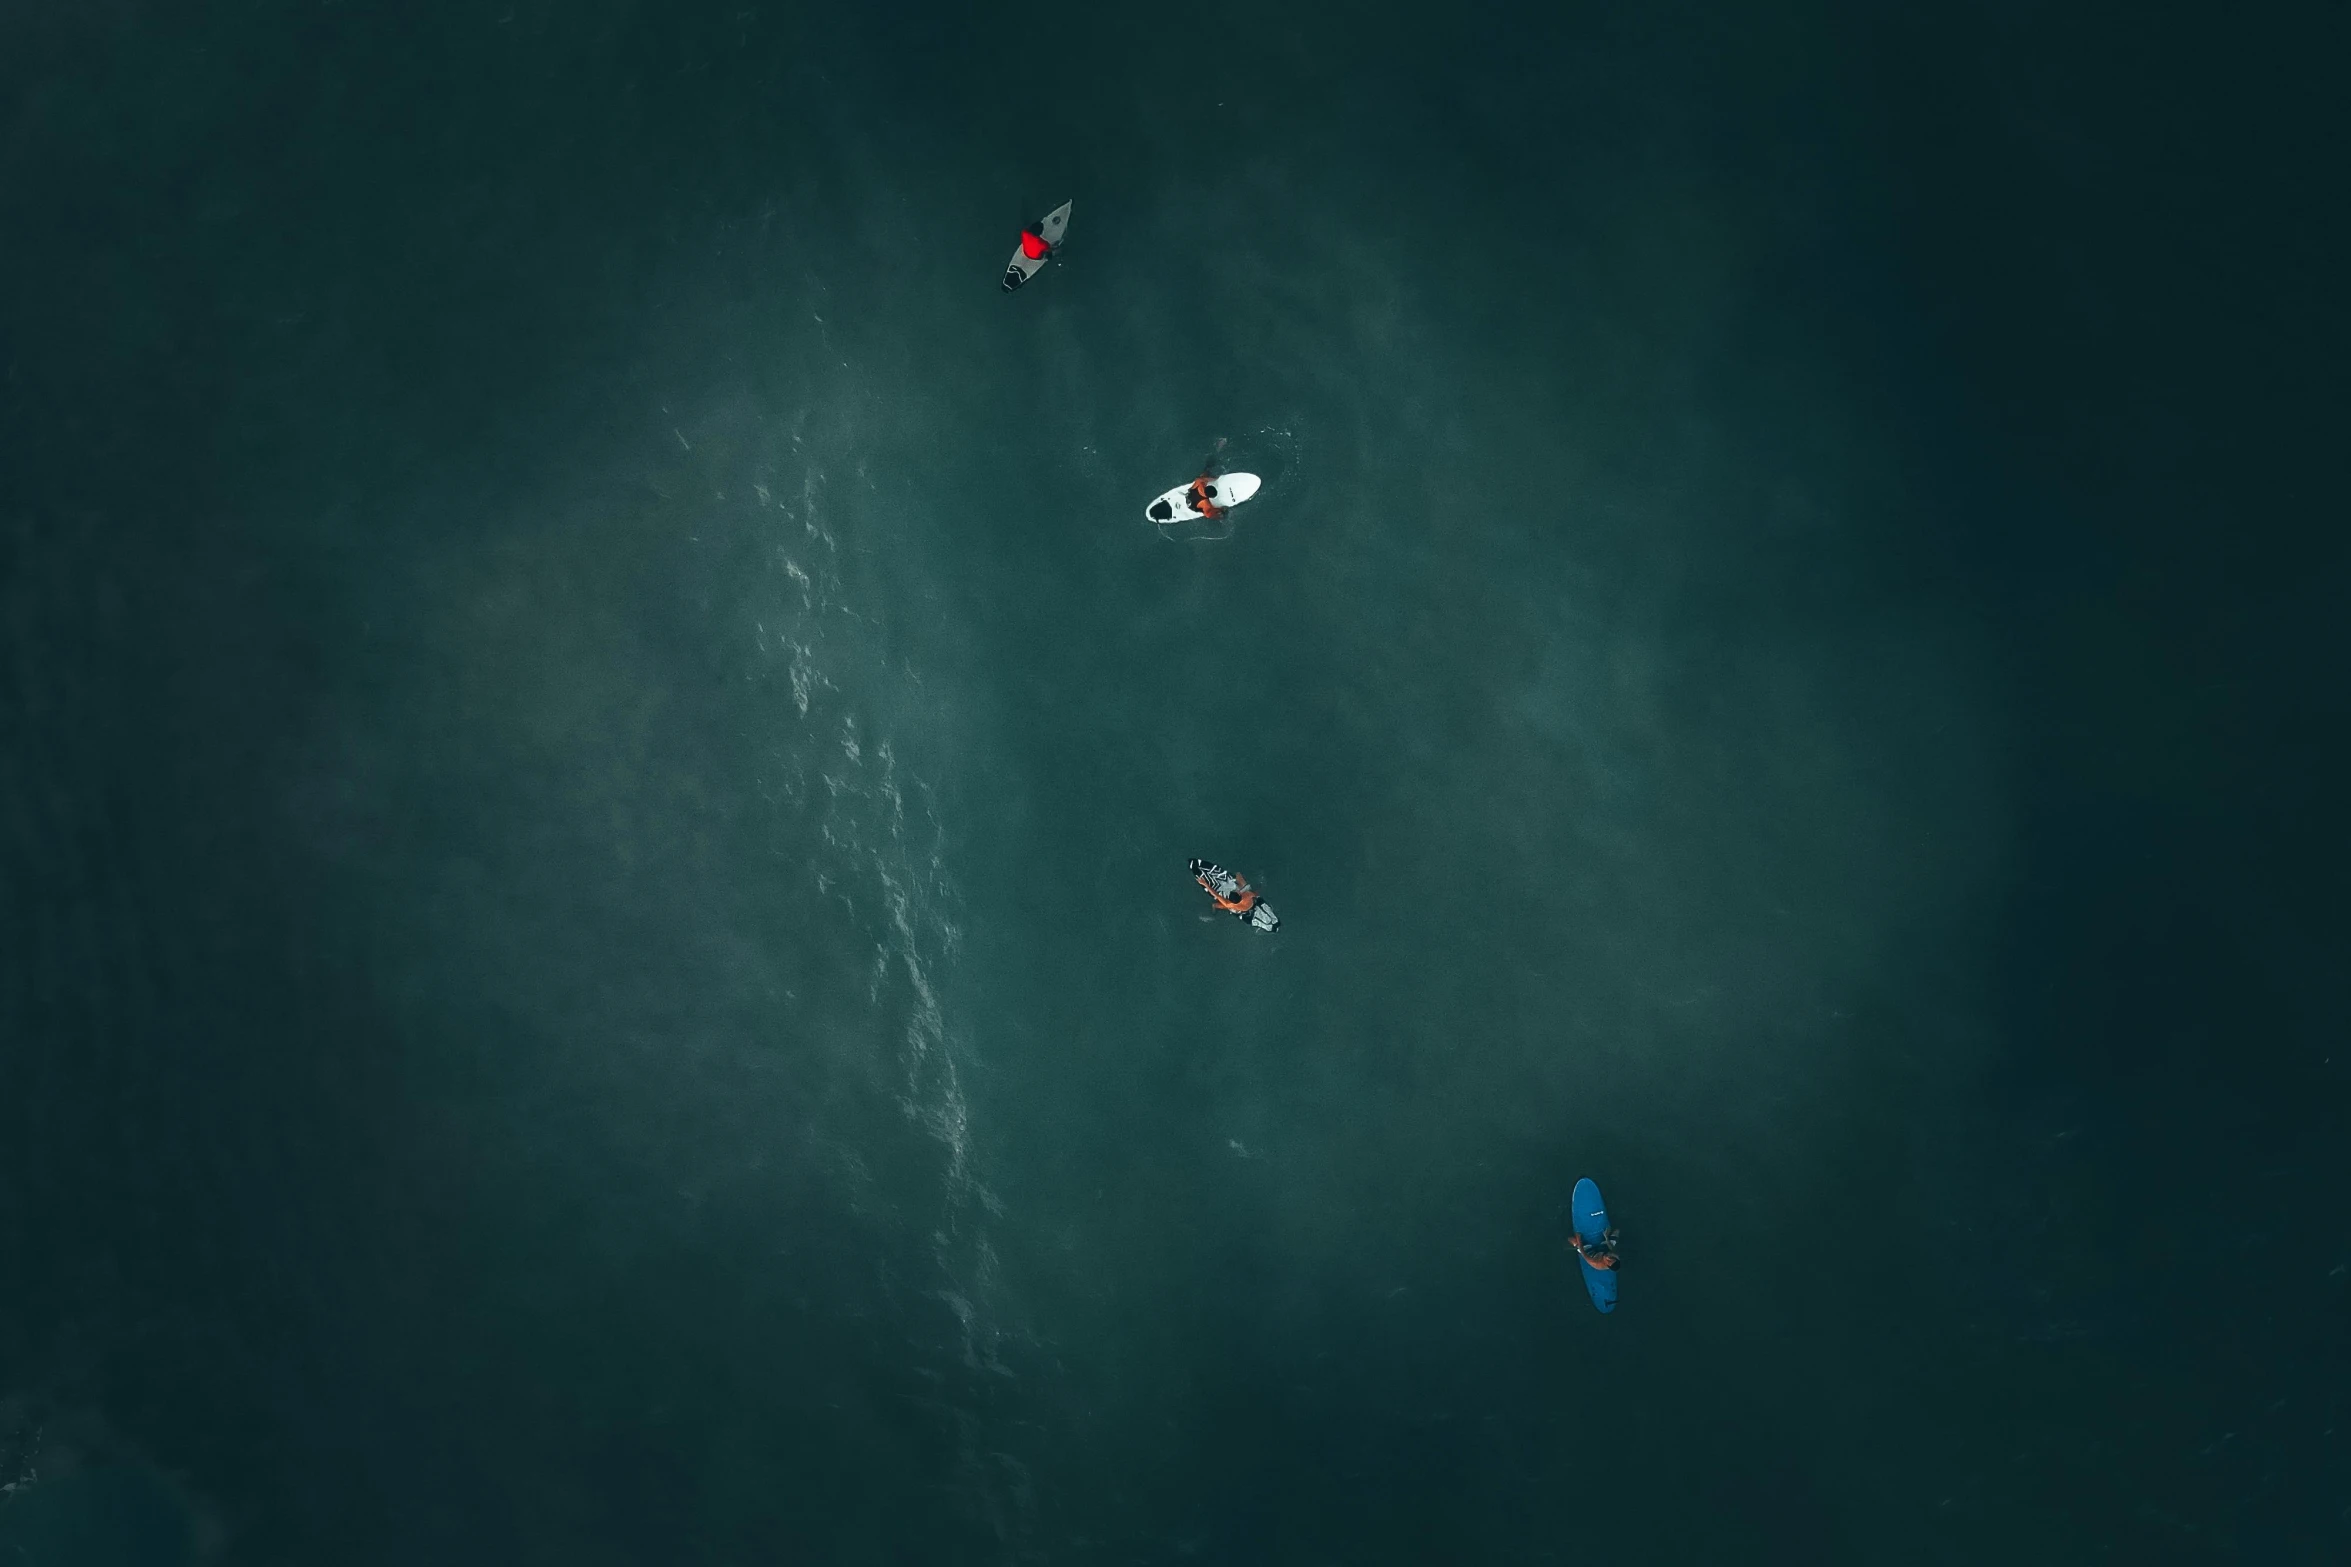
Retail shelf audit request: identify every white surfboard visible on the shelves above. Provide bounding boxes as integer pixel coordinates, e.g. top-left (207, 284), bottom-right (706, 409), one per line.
top-left (1002, 200), bottom-right (1072, 292)
top-left (1147, 471), bottom-right (1260, 524)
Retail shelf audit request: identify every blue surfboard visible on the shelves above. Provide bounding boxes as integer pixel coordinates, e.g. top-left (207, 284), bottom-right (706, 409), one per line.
top-left (1572, 1177), bottom-right (1618, 1313)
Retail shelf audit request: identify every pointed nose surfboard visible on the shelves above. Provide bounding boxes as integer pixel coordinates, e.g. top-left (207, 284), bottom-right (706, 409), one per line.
top-left (1573, 1177), bottom-right (1618, 1314)
top-left (1003, 200), bottom-right (1073, 291)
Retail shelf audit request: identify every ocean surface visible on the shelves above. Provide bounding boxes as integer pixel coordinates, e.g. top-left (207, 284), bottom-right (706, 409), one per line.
top-left (4, 2), bottom-right (2345, 1562)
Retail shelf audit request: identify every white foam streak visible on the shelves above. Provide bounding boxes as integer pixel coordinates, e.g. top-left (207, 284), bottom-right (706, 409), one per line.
top-left (740, 400), bottom-right (1030, 1543)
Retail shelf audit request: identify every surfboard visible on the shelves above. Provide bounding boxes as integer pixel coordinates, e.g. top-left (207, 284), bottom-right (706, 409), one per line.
top-left (1146, 472), bottom-right (1260, 525)
top-left (1002, 200), bottom-right (1072, 292)
top-left (1572, 1177), bottom-right (1618, 1314)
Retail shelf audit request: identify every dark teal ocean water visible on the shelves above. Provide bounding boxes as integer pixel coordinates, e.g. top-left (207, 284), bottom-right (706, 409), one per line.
top-left (5, 2), bottom-right (2345, 1562)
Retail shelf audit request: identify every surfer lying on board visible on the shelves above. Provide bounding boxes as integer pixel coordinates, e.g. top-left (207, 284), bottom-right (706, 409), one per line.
top-left (1018, 225), bottom-right (1053, 261)
top-left (1569, 1228), bottom-right (1622, 1271)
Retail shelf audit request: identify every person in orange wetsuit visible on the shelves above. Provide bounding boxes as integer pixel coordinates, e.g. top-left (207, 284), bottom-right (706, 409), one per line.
top-left (1569, 1228), bottom-right (1622, 1271)
top-left (1188, 858), bottom-right (1256, 917)
top-left (1187, 475), bottom-right (1225, 521)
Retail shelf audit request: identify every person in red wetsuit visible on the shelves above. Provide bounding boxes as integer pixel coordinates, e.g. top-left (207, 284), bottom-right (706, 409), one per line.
top-left (1018, 226), bottom-right (1052, 261)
